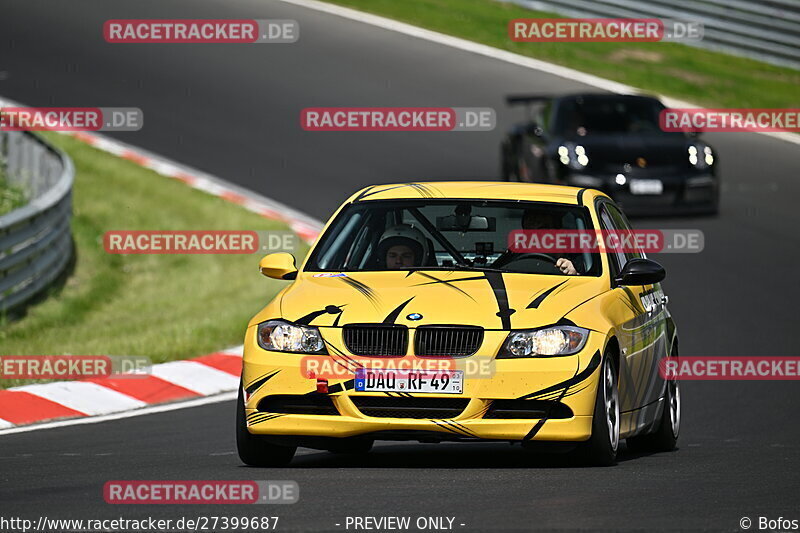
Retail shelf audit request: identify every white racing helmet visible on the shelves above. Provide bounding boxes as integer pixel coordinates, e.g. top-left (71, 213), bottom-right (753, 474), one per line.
top-left (377, 224), bottom-right (429, 266)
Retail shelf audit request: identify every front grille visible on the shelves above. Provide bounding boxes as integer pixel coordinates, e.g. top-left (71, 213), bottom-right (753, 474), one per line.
top-left (415, 326), bottom-right (483, 357)
top-left (483, 400), bottom-right (573, 419)
top-left (257, 395), bottom-right (339, 415)
top-left (351, 396), bottom-right (469, 419)
top-left (343, 324), bottom-right (408, 356)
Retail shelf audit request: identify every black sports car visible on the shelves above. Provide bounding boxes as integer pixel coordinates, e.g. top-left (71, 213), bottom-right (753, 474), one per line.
top-left (500, 93), bottom-right (719, 215)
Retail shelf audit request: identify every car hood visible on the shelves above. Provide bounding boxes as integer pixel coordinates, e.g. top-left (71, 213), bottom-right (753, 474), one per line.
top-left (557, 134), bottom-right (691, 168)
top-left (257, 271), bottom-right (606, 330)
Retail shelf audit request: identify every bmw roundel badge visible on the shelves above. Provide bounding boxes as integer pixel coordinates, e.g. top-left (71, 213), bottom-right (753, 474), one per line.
top-left (406, 313), bottom-right (423, 321)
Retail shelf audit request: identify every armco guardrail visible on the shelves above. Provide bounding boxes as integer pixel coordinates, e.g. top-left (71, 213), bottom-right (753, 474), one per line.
top-left (506, 0), bottom-right (800, 70)
top-left (0, 130), bottom-right (74, 314)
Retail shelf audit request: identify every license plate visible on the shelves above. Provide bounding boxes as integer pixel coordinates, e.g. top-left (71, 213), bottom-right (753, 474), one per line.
top-left (355, 368), bottom-right (463, 394)
top-left (629, 179), bottom-right (663, 195)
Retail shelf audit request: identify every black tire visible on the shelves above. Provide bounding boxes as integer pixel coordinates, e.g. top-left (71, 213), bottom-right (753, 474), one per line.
top-left (327, 438), bottom-right (374, 455)
top-left (574, 352), bottom-right (619, 466)
top-left (236, 385), bottom-right (296, 467)
top-left (626, 371), bottom-right (680, 453)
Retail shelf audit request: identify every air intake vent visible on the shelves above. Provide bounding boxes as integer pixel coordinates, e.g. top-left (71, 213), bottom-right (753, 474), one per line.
top-left (343, 324), bottom-right (408, 356)
top-left (351, 396), bottom-right (469, 419)
top-left (483, 400), bottom-right (573, 419)
top-left (415, 326), bottom-right (483, 357)
top-left (257, 394), bottom-right (339, 415)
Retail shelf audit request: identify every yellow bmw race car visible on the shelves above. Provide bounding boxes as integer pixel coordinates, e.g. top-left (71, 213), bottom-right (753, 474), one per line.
top-left (237, 182), bottom-right (680, 466)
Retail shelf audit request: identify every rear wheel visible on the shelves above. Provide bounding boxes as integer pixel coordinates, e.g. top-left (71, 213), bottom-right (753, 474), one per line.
top-left (236, 385), bottom-right (296, 467)
top-left (627, 373), bottom-right (680, 453)
top-left (575, 352), bottom-right (619, 466)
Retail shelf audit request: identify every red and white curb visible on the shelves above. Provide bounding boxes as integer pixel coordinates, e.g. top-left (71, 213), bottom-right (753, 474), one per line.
top-left (0, 96), bottom-right (323, 432)
top-left (0, 347), bottom-right (244, 430)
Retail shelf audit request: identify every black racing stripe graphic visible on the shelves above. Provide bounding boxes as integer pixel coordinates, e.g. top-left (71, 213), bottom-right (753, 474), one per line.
top-left (411, 273), bottom-right (481, 302)
top-left (332, 312), bottom-right (343, 327)
top-left (408, 183), bottom-right (440, 198)
top-left (446, 419), bottom-right (480, 438)
top-left (248, 413), bottom-right (283, 425)
top-left (576, 188), bottom-right (587, 206)
top-left (526, 280), bottom-right (568, 309)
top-left (517, 350), bottom-right (602, 400)
top-left (339, 276), bottom-right (380, 306)
top-left (248, 413), bottom-right (281, 423)
top-left (297, 305), bottom-right (346, 326)
top-left (244, 370), bottom-right (280, 395)
top-left (484, 271), bottom-right (515, 330)
top-left (296, 309), bottom-right (328, 326)
top-left (440, 419), bottom-right (478, 438)
top-left (431, 419), bottom-right (465, 437)
top-left (562, 382), bottom-right (592, 399)
top-left (555, 317), bottom-right (578, 327)
top-left (354, 186), bottom-right (375, 201)
top-left (522, 357), bottom-right (582, 441)
top-left (356, 183), bottom-right (418, 201)
top-left (383, 297), bottom-right (415, 324)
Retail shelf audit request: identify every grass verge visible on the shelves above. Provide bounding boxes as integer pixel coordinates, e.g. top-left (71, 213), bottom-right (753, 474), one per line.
top-left (0, 133), bottom-right (306, 388)
top-left (0, 168), bottom-right (26, 216)
top-left (324, 0), bottom-right (800, 109)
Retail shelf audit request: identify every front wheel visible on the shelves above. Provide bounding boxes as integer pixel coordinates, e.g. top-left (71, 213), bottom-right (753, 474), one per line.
top-left (236, 384), bottom-right (296, 467)
top-left (574, 352), bottom-right (619, 466)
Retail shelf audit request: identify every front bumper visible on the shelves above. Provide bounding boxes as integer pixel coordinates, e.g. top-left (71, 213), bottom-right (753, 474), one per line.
top-left (241, 326), bottom-right (605, 443)
top-left (567, 172), bottom-right (718, 216)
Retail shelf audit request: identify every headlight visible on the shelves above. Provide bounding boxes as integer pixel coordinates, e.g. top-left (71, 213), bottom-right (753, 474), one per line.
top-left (256, 320), bottom-right (327, 354)
top-left (689, 145), bottom-right (713, 168)
top-left (558, 143), bottom-right (589, 169)
top-left (497, 326), bottom-right (589, 358)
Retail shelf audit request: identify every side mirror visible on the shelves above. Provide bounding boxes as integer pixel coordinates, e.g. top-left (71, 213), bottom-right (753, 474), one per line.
top-left (615, 258), bottom-right (665, 286)
top-left (259, 253), bottom-right (298, 280)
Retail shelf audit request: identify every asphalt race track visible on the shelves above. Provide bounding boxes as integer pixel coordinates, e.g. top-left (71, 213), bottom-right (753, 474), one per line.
top-left (1, 0), bottom-right (799, 530)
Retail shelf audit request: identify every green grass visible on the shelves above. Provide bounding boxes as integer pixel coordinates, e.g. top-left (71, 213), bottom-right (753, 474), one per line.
top-left (0, 169), bottom-right (26, 216)
top-left (0, 133), bottom-right (307, 388)
top-left (324, 0), bottom-right (800, 109)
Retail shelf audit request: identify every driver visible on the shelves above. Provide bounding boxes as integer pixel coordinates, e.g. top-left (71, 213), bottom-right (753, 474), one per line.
top-left (520, 209), bottom-right (579, 275)
top-left (376, 224), bottom-right (428, 269)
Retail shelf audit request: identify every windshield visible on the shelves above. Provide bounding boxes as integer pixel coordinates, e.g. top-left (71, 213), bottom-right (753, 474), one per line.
top-left (553, 96), bottom-right (675, 136)
top-left (305, 199), bottom-right (601, 276)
